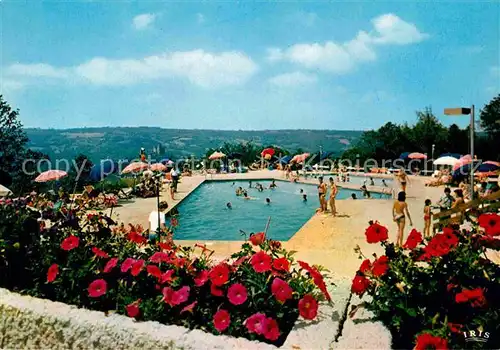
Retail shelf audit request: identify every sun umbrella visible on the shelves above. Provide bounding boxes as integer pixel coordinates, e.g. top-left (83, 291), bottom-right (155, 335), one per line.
top-left (433, 156), bottom-right (460, 166)
top-left (453, 155), bottom-right (472, 171)
top-left (484, 161), bottom-right (500, 167)
top-left (261, 148), bottom-right (275, 157)
top-left (0, 184), bottom-right (12, 197)
top-left (439, 153), bottom-right (461, 159)
top-left (89, 160), bottom-right (118, 181)
top-left (279, 156), bottom-right (292, 164)
top-left (477, 163), bottom-right (500, 173)
top-left (399, 152), bottom-right (410, 160)
top-left (121, 162), bottom-right (149, 174)
top-left (408, 152), bottom-right (427, 160)
top-left (160, 158), bottom-right (171, 165)
top-left (35, 170), bottom-right (68, 183)
top-left (291, 153), bottom-right (310, 163)
top-left (209, 151), bottom-right (226, 160)
top-left (150, 163), bottom-right (167, 172)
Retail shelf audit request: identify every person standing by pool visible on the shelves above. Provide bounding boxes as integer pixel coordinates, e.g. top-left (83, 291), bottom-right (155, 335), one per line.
top-left (393, 191), bottom-right (413, 247)
top-left (382, 179), bottom-right (388, 187)
top-left (148, 201), bottom-right (169, 238)
top-left (423, 199), bottom-right (432, 238)
top-left (369, 177), bottom-right (375, 186)
top-left (317, 177), bottom-right (327, 212)
top-left (329, 177), bottom-right (338, 216)
top-left (396, 169), bottom-right (409, 192)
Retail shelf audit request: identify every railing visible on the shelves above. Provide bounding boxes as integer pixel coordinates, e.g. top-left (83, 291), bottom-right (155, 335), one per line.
top-left (432, 190), bottom-right (500, 232)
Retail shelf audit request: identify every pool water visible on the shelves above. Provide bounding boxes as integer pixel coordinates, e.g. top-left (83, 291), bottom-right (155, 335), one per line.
top-left (174, 180), bottom-right (385, 241)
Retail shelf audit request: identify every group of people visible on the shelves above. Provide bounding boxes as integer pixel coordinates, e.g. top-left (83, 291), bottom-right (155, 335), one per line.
top-left (317, 177), bottom-right (338, 216)
top-left (230, 180), bottom-right (279, 206)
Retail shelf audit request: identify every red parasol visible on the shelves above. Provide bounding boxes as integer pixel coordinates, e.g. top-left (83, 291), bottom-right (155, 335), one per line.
top-left (122, 162), bottom-right (149, 174)
top-left (408, 152), bottom-right (427, 160)
top-left (35, 170), bottom-right (68, 183)
top-left (150, 163), bottom-right (167, 172)
top-left (261, 148), bottom-right (275, 157)
top-left (484, 161), bottom-right (500, 167)
top-left (209, 151), bottom-right (226, 160)
top-left (453, 155), bottom-right (472, 171)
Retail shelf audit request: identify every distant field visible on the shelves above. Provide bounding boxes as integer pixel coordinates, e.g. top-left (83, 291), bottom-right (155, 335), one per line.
top-left (26, 127), bottom-right (362, 162)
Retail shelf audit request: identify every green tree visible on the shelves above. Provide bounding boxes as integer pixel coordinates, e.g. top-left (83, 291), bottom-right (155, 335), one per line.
top-left (0, 95), bottom-right (28, 176)
top-left (479, 94), bottom-right (500, 160)
top-left (410, 107), bottom-right (448, 156)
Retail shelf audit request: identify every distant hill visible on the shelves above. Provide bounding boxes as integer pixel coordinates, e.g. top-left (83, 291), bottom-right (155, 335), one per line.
top-left (25, 127), bottom-right (362, 162)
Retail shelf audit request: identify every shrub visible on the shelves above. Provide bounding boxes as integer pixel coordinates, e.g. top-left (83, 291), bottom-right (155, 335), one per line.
top-left (0, 198), bottom-right (332, 346)
top-left (351, 217), bottom-right (500, 349)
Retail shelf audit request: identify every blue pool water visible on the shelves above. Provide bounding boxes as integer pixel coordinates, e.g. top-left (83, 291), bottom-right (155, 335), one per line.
top-left (174, 180), bottom-right (386, 241)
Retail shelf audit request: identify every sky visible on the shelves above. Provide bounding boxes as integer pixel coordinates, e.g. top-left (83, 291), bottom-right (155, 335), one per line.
top-left (1, 1), bottom-right (499, 131)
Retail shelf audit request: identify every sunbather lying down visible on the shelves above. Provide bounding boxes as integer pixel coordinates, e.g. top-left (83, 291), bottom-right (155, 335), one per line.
top-left (426, 175), bottom-right (451, 187)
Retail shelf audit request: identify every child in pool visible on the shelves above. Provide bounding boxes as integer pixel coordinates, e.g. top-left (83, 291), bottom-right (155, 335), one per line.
top-left (303, 194), bottom-right (307, 201)
top-left (266, 198), bottom-right (271, 204)
top-left (227, 202), bottom-right (232, 209)
top-left (423, 199), bottom-right (432, 238)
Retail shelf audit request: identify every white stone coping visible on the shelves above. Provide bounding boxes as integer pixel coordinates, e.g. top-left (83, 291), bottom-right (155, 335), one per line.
top-left (0, 282), bottom-right (391, 350)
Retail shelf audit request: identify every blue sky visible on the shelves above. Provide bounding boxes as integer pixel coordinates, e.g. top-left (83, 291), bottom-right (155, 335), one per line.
top-left (1, 1), bottom-right (499, 130)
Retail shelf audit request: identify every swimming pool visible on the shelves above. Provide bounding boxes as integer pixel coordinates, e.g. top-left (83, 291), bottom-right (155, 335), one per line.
top-left (342, 175), bottom-right (393, 187)
top-left (174, 180), bottom-right (384, 241)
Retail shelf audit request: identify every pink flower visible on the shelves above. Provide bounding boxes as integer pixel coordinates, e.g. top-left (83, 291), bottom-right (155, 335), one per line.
top-left (271, 278), bottom-right (293, 303)
top-left (149, 251), bottom-right (171, 263)
top-left (60, 235), bottom-right (79, 251)
top-left (121, 258), bottom-right (136, 273)
top-left (146, 265), bottom-right (162, 278)
top-left (227, 283), bottom-right (248, 305)
top-left (92, 247), bottom-right (109, 258)
top-left (250, 251), bottom-right (272, 273)
top-left (181, 301), bottom-right (197, 314)
top-left (160, 269), bottom-right (175, 284)
top-left (163, 286), bottom-right (190, 306)
top-left (47, 264), bottom-right (58, 283)
top-left (211, 283), bottom-right (224, 297)
top-left (213, 309), bottom-right (230, 332)
top-left (245, 313), bottom-right (267, 335)
top-left (104, 257), bottom-right (118, 273)
top-left (88, 279), bottom-right (107, 298)
top-left (263, 317), bottom-right (280, 341)
top-left (130, 259), bottom-right (145, 276)
top-left (298, 294), bottom-right (318, 320)
top-left (126, 300), bottom-right (141, 318)
top-left (194, 270), bottom-right (209, 287)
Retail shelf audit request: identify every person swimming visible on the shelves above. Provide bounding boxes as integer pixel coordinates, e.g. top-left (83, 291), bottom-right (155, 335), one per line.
top-left (361, 185), bottom-right (371, 198)
top-left (269, 180), bottom-right (277, 189)
top-left (302, 194), bottom-right (307, 201)
top-left (256, 183), bottom-right (264, 192)
top-left (266, 197), bottom-right (271, 204)
top-left (300, 188), bottom-right (304, 194)
top-left (235, 187), bottom-right (243, 196)
top-left (226, 202), bottom-right (232, 209)
top-left (351, 193), bottom-right (357, 200)
top-left (231, 182), bottom-right (235, 187)
top-left (369, 177), bottom-right (375, 186)
top-left (249, 181), bottom-right (252, 188)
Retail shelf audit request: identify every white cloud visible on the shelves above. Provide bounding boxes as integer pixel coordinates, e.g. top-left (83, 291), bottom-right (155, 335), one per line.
top-left (267, 13), bottom-right (427, 74)
top-left (5, 50), bottom-right (258, 88)
top-left (268, 71), bottom-right (317, 87)
top-left (0, 80), bottom-right (25, 93)
top-left (132, 13), bottom-right (156, 30)
top-left (370, 13), bottom-right (428, 45)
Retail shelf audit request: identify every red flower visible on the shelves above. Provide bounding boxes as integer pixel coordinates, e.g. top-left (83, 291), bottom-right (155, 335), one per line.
top-left (60, 235), bottom-right (79, 251)
top-left (209, 264), bottom-right (230, 286)
top-left (455, 288), bottom-right (486, 307)
top-left (298, 261), bottom-right (331, 301)
top-left (162, 286), bottom-right (190, 306)
top-left (121, 258), bottom-right (136, 273)
top-left (130, 259), bottom-right (145, 276)
top-left (158, 241), bottom-right (174, 251)
top-left (149, 252), bottom-right (171, 263)
top-left (250, 251), bottom-right (272, 273)
top-left (181, 301), bottom-right (197, 314)
top-left (126, 300), bottom-right (141, 318)
top-left (359, 259), bottom-right (372, 273)
top-left (146, 265), bottom-right (162, 278)
top-left (272, 257), bottom-right (290, 272)
top-left (245, 313), bottom-right (267, 335)
top-left (88, 279), bottom-right (107, 298)
top-left (127, 231), bottom-right (147, 244)
top-left (365, 223), bottom-right (388, 244)
top-left (403, 229), bottom-right (422, 249)
top-left (372, 256), bottom-right (389, 277)
top-left (263, 317), bottom-right (280, 341)
top-left (414, 333), bottom-right (448, 350)
top-left (232, 256), bottom-right (248, 268)
top-left (298, 294), bottom-right (318, 320)
top-left (478, 213), bottom-right (500, 236)
top-left (213, 309), bottom-right (230, 332)
top-left (210, 283), bottom-right (224, 297)
top-left (47, 264), bottom-right (59, 283)
top-left (271, 278), bottom-right (293, 303)
top-left (194, 270), bottom-right (209, 286)
top-left (351, 275), bottom-right (371, 295)
top-left (104, 257), bottom-right (118, 273)
top-left (227, 283), bottom-right (248, 305)
top-left (249, 232), bottom-right (265, 246)
top-left (91, 247), bottom-right (109, 258)
top-left (419, 230), bottom-right (459, 260)
top-left (160, 270), bottom-right (175, 284)
top-left (448, 323), bottom-right (463, 333)
top-left (170, 217), bottom-right (179, 227)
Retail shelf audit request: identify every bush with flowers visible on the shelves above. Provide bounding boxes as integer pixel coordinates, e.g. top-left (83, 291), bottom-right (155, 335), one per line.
top-left (0, 197), bottom-right (332, 346)
top-left (351, 216), bottom-right (500, 349)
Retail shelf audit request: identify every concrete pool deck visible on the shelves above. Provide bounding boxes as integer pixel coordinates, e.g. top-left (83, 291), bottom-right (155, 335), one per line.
top-left (109, 170), bottom-right (444, 279)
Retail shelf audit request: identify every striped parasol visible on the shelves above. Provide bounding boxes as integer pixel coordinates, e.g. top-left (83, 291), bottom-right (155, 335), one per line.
top-left (150, 163), bottom-right (167, 172)
top-left (122, 162), bottom-right (150, 174)
top-left (35, 170), bottom-right (68, 183)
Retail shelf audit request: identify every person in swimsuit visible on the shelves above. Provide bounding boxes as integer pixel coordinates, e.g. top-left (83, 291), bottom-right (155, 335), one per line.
top-left (269, 180), bottom-right (277, 189)
top-left (328, 177), bottom-right (338, 216)
top-left (393, 191), bottom-right (413, 247)
top-left (397, 170), bottom-right (408, 192)
top-left (423, 199), bottom-right (432, 238)
top-left (317, 177), bottom-right (327, 212)
top-left (451, 189), bottom-right (465, 223)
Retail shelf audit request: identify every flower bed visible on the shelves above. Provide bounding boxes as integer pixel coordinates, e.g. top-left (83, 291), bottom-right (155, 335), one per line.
top-left (0, 198), bottom-right (332, 346)
top-left (351, 217), bottom-right (500, 349)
